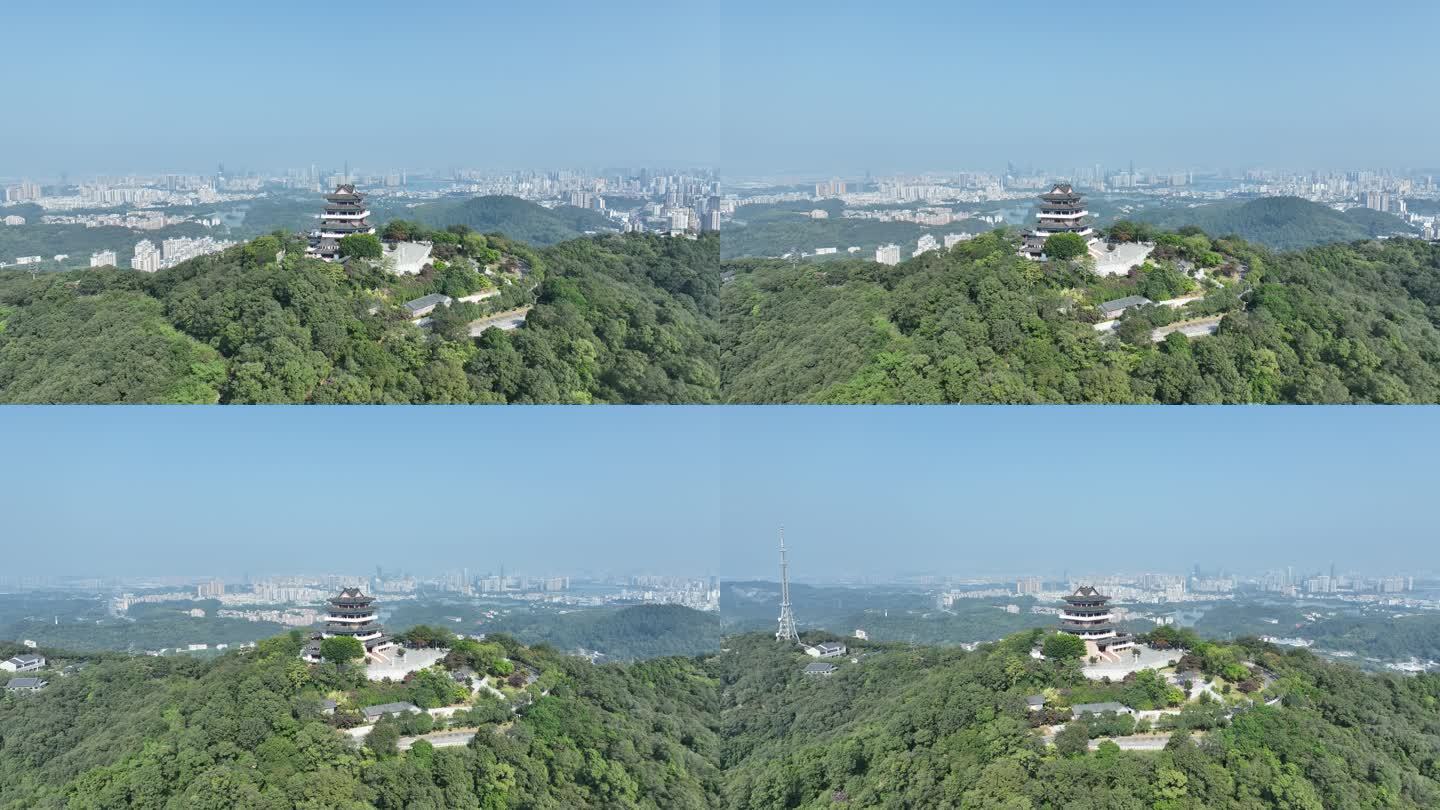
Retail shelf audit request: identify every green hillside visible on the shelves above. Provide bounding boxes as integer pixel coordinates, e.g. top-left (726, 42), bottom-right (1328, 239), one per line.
top-left (411, 196), bottom-right (619, 246)
top-left (487, 605), bottom-right (721, 661)
top-left (1135, 196), bottom-right (1416, 250)
top-left (715, 631), bottom-right (1440, 809)
top-left (0, 230), bottom-right (719, 404)
top-left (4, 629), bottom-right (1440, 808)
top-left (0, 634), bottom-right (721, 809)
top-left (720, 232), bottom-right (1440, 403)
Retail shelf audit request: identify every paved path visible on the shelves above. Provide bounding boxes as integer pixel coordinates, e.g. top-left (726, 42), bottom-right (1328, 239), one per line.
top-left (1082, 646), bottom-right (1181, 680)
top-left (1092, 733), bottom-right (1175, 751)
top-left (469, 306), bottom-right (532, 336)
top-left (366, 648), bottom-right (447, 682)
top-left (398, 729), bottom-right (477, 751)
top-left (1151, 315), bottom-right (1223, 342)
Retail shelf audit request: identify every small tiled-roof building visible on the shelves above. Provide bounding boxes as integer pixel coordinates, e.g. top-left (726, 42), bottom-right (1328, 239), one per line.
top-left (361, 701), bottom-right (420, 722)
top-left (404, 293), bottom-right (453, 319)
top-left (5, 677), bottom-right (48, 693)
top-left (803, 662), bottom-right (837, 677)
top-left (1071, 701), bottom-right (1133, 717)
top-left (1097, 295), bottom-right (1153, 318)
top-left (1, 653), bottom-right (45, 672)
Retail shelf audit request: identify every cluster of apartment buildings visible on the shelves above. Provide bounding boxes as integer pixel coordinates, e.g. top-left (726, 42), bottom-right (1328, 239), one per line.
top-left (129, 236), bottom-right (235, 272)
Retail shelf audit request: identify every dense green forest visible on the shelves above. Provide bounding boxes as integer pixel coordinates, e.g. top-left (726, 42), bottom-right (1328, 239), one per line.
top-left (721, 199), bottom-right (988, 260)
top-left (484, 605), bottom-right (721, 661)
top-left (9, 216), bottom-right (1440, 404)
top-left (409, 196), bottom-right (619, 246)
top-left (5, 628), bottom-right (1440, 807)
top-left (1192, 602), bottom-right (1440, 662)
top-left (714, 631), bottom-right (1440, 809)
top-left (1134, 197), bottom-right (1416, 250)
top-left (0, 633), bottom-right (721, 809)
top-left (0, 230), bottom-right (718, 403)
top-left (720, 231), bottom-right (1440, 403)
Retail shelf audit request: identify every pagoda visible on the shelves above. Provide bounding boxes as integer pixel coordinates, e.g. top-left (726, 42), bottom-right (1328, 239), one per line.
top-left (307, 185), bottom-right (375, 262)
top-left (302, 587), bottom-right (398, 663)
top-left (1058, 585), bottom-right (1133, 661)
top-left (1019, 183), bottom-right (1096, 260)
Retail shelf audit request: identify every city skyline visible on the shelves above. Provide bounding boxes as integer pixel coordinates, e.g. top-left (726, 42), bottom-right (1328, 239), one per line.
top-left (3, 407), bottom-right (1437, 578)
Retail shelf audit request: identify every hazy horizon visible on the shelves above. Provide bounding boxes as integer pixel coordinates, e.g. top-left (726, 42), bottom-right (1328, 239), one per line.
top-left (3, 407), bottom-right (1436, 580)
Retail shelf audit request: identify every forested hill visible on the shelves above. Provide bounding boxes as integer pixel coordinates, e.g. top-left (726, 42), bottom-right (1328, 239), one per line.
top-left (0, 633), bottom-right (722, 809)
top-left (1135, 196), bottom-right (1416, 250)
top-left (410, 196), bottom-right (619, 246)
top-left (487, 605), bottom-right (721, 662)
top-left (714, 631), bottom-right (1440, 809)
top-left (0, 230), bottom-right (719, 404)
top-left (720, 232), bottom-right (1440, 403)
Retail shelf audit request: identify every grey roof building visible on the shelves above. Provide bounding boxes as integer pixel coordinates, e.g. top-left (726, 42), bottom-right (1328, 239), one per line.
top-left (404, 293), bottom-right (453, 318)
top-left (1025, 694), bottom-right (1047, 710)
top-left (5, 677), bottom-right (48, 693)
top-left (361, 701), bottom-right (421, 722)
top-left (1071, 701), bottom-right (1133, 716)
top-left (803, 662), bottom-right (837, 677)
top-left (1097, 295), bottom-right (1153, 318)
top-left (2, 653), bottom-right (45, 672)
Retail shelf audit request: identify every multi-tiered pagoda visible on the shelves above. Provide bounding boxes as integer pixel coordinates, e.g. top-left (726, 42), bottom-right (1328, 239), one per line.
top-left (1058, 585), bottom-right (1133, 661)
top-left (307, 185), bottom-right (375, 262)
top-left (1020, 183), bottom-right (1096, 260)
top-left (302, 587), bottom-right (398, 663)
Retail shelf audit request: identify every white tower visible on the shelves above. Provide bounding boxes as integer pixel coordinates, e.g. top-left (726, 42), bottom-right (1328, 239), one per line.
top-left (776, 527), bottom-right (799, 642)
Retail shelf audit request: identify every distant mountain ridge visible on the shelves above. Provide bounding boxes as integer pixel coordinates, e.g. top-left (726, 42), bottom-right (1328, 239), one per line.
top-left (411, 195), bottom-right (619, 245)
top-left (1136, 196), bottom-right (1416, 250)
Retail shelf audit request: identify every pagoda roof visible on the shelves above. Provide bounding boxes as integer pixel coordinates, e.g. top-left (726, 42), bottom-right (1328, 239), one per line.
top-left (1064, 585), bottom-right (1110, 603)
top-left (329, 588), bottom-right (374, 605)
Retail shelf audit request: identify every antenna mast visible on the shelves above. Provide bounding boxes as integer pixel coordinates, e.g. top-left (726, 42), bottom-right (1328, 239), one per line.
top-left (776, 526), bottom-right (799, 642)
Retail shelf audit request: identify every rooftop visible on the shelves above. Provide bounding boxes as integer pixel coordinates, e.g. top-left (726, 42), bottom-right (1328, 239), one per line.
top-left (1072, 701), bottom-right (1130, 715)
top-left (361, 701), bottom-right (420, 719)
top-left (803, 662), bottom-right (837, 674)
top-left (5, 677), bottom-right (47, 690)
top-left (404, 293), bottom-right (453, 313)
top-left (1097, 295), bottom-right (1153, 315)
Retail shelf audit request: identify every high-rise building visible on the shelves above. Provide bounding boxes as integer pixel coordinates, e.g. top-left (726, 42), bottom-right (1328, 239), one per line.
top-left (1020, 183), bottom-right (1096, 260)
top-left (90, 250), bottom-right (118, 268)
top-left (131, 240), bottom-right (161, 273)
top-left (1057, 585), bottom-right (1133, 661)
top-left (1016, 576), bottom-right (1042, 595)
top-left (875, 244), bottom-right (901, 265)
top-left (196, 579), bottom-right (225, 599)
top-left (307, 185), bottom-right (375, 262)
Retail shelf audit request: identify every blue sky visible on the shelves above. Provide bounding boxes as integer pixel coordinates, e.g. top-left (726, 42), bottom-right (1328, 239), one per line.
top-left (1, 407), bottom-right (1435, 579)
top-left (9, 3), bottom-right (1436, 177)
top-left (3, 1), bottom-right (719, 175)
top-left (718, 0), bottom-right (1440, 174)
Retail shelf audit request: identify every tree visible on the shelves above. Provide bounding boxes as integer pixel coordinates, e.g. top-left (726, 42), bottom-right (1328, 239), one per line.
top-left (1042, 632), bottom-right (1087, 661)
top-left (339, 233), bottom-right (382, 260)
top-left (1054, 720), bottom-right (1090, 757)
top-left (320, 635), bottom-right (365, 666)
top-left (365, 721), bottom-right (400, 758)
top-left (1044, 232), bottom-right (1088, 260)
